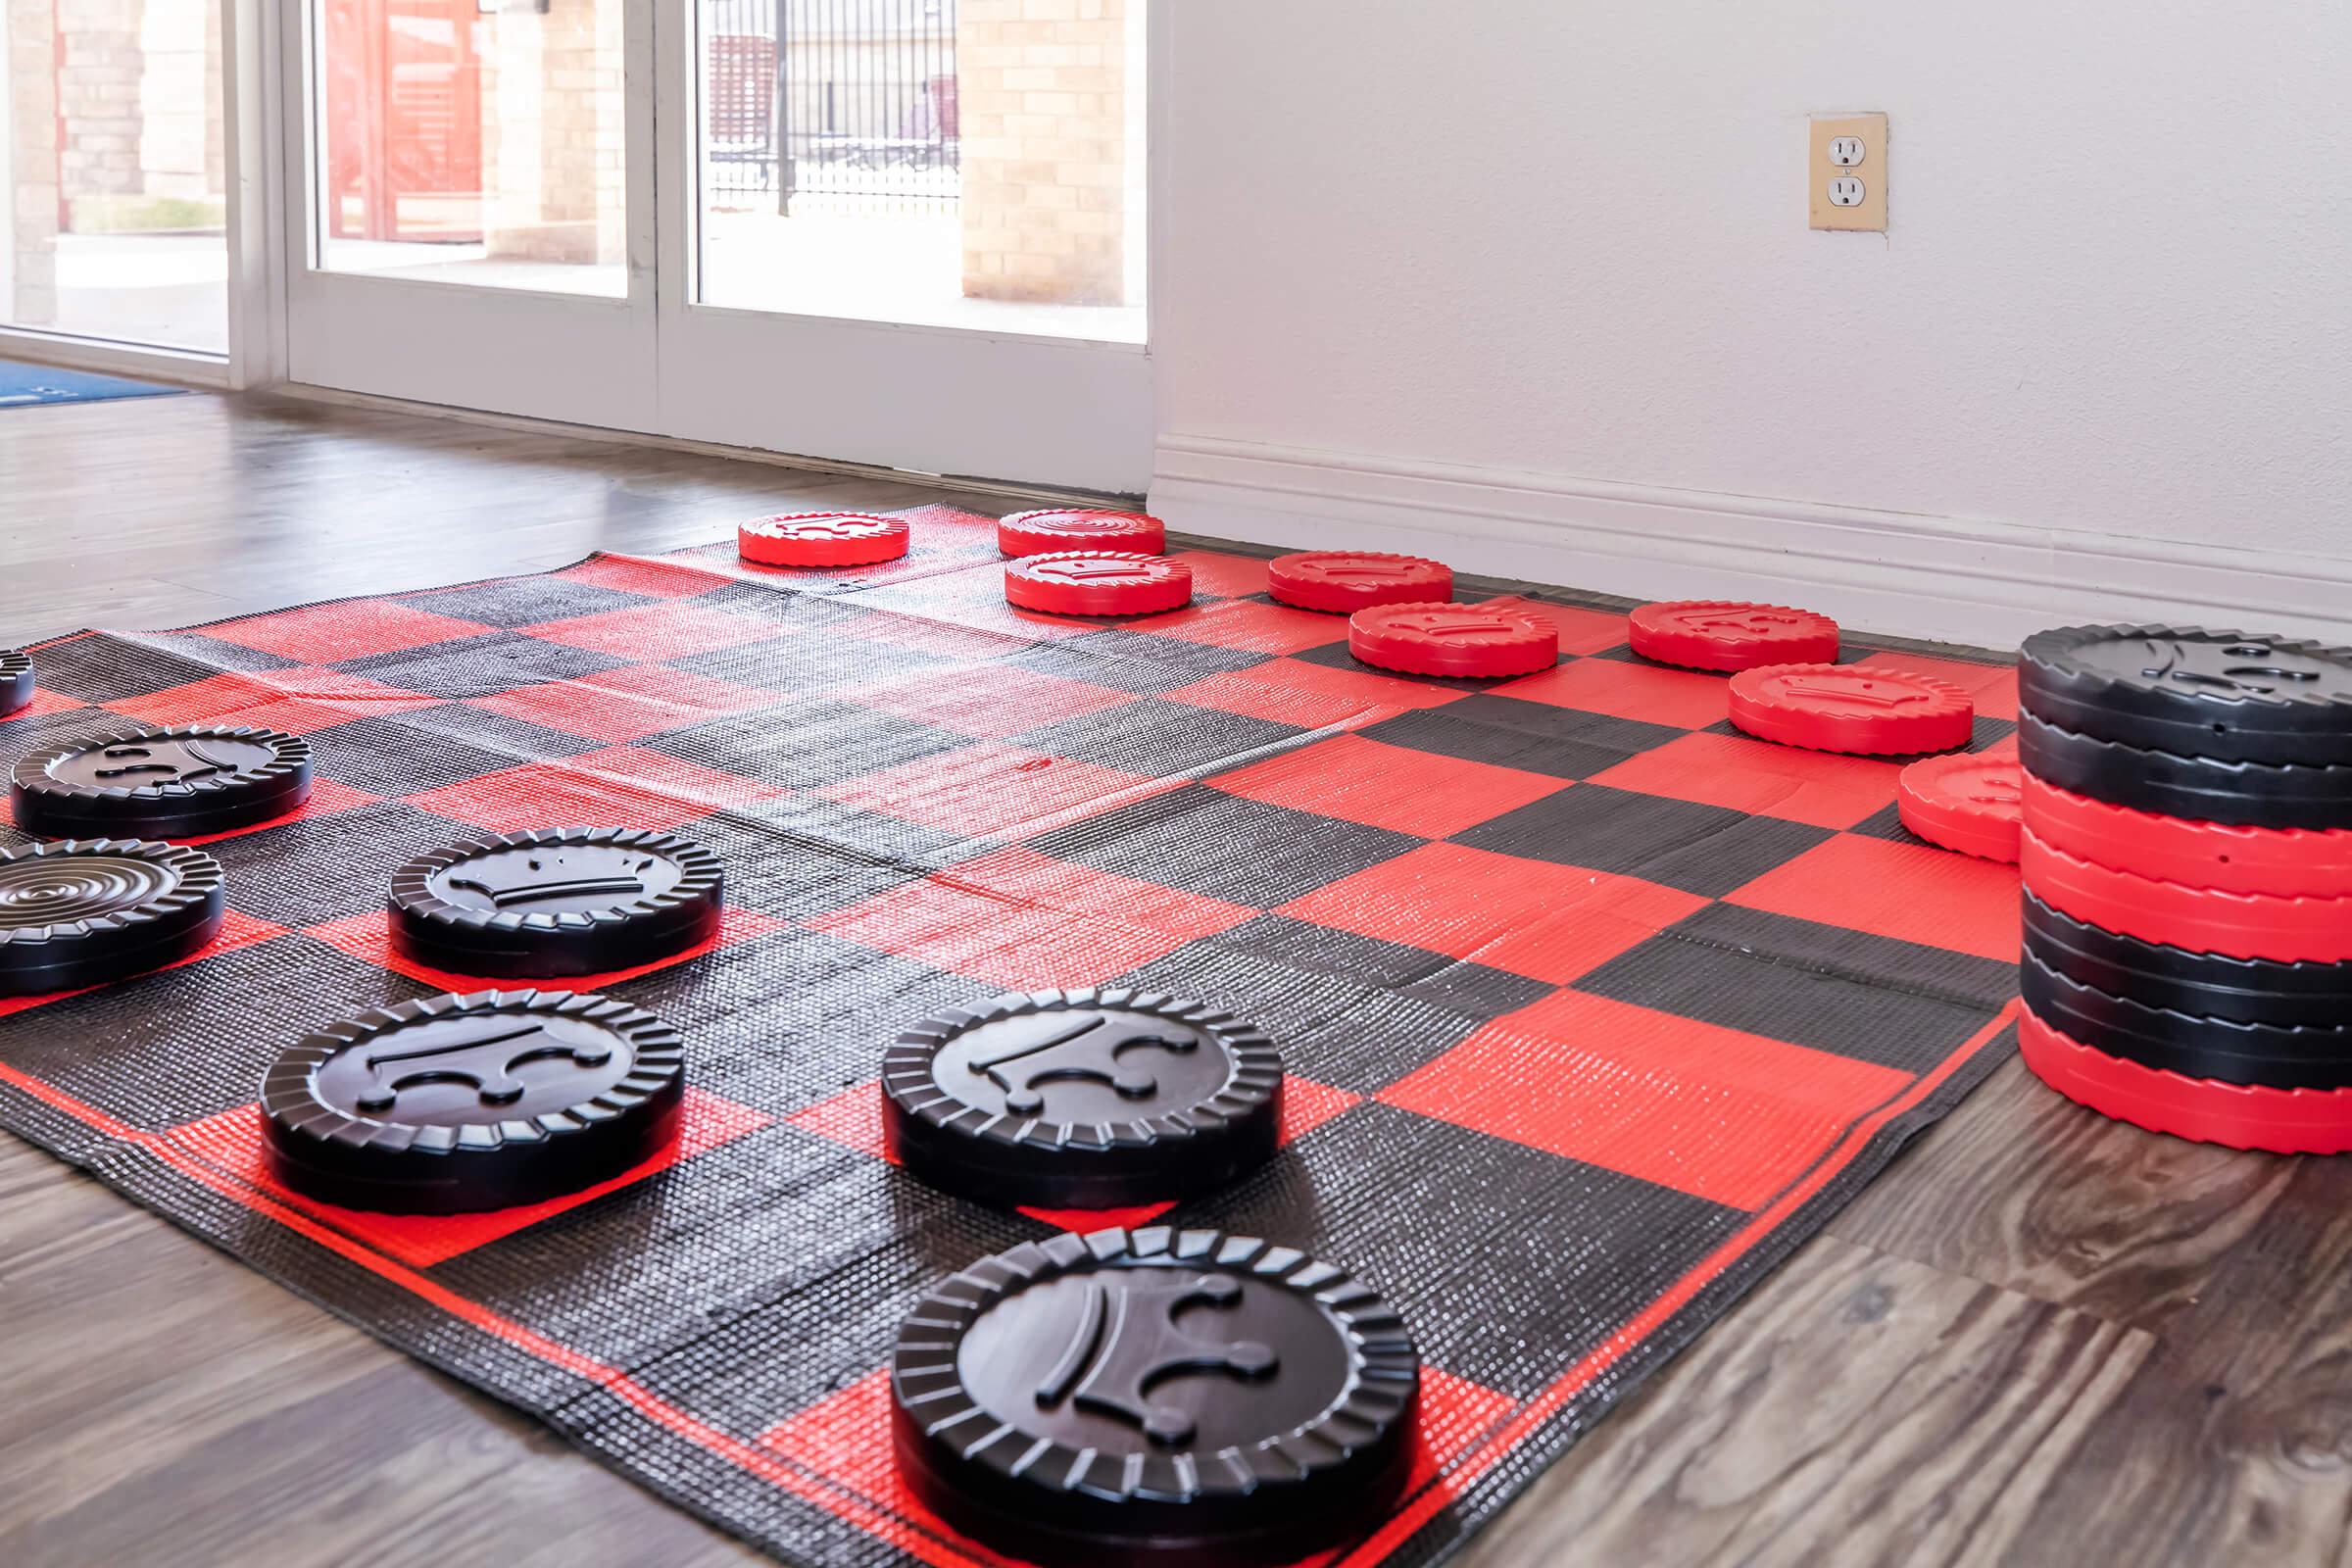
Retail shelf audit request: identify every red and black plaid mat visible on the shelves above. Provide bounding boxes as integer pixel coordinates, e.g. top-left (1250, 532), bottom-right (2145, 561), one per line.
top-left (0, 505), bottom-right (2024, 1566)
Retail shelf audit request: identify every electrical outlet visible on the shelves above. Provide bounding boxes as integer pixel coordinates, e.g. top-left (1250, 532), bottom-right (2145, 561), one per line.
top-left (1810, 114), bottom-right (1886, 231)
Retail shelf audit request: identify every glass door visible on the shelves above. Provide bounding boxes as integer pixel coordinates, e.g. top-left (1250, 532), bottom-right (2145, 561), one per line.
top-left (281, 0), bottom-right (656, 427)
top-left (651, 0), bottom-right (1152, 492)
top-left (279, 0), bottom-right (1152, 492)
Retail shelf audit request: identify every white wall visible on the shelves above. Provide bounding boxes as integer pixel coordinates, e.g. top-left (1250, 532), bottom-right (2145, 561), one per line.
top-left (1147, 1), bottom-right (2352, 644)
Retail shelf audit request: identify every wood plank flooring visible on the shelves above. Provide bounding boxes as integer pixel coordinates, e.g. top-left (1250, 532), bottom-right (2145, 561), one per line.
top-left (2, 390), bottom-right (2342, 1568)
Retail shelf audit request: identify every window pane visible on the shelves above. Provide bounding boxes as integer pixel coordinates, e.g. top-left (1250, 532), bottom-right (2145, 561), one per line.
top-left (315, 0), bottom-right (625, 298)
top-left (2, 0), bottom-right (229, 353)
top-left (695, 0), bottom-right (1145, 342)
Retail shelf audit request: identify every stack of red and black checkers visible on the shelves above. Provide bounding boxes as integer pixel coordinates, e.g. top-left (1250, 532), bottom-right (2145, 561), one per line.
top-left (2013, 624), bottom-right (2352, 1152)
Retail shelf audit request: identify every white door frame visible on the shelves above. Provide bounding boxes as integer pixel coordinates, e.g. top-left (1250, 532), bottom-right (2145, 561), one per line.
top-left (641, 1), bottom-right (1154, 494)
top-left (274, 0), bottom-right (660, 429)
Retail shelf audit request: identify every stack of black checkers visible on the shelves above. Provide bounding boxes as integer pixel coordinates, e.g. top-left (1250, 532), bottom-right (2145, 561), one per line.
top-left (2014, 624), bottom-right (2352, 1152)
top-left (881, 986), bottom-right (1422, 1565)
top-left (13, 724), bottom-right (313, 839)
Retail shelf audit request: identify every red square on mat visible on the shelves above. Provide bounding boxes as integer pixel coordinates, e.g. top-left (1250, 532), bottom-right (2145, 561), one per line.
top-left (1726, 832), bottom-right (2020, 961)
top-left (1280, 841), bottom-right (1706, 985)
top-left (808, 876), bottom-right (1210, 990)
top-left (523, 602), bottom-right (782, 660)
top-left (305, 906), bottom-right (787, 992)
top-left (108, 667), bottom-right (434, 734)
top-left (204, 602), bottom-right (496, 662)
top-left (469, 665), bottom-right (779, 743)
top-left (1858, 652), bottom-right (2019, 721)
top-left (818, 743), bottom-right (1172, 840)
top-left (1381, 990), bottom-right (1911, 1209)
top-left (407, 746), bottom-right (785, 833)
top-left (1165, 549), bottom-right (1271, 601)
top-left (787, 1079), bottom-right (888, 1160)
top-left (175, 777), bottom-right (379, 846)
top-left (758, 1369), bottom-right (1030, 1568)
top-left (165, 1088), bottom-right (771, 1268)
top-left (1, 684), bottom-right (81, 723)
top-left (1590, 730), bottom-right (1901, 830)
top-left (936, 846), bottom-right (1258, 945)
top-left (1162, 658), bottom-right (1468, 731)
top-left (550, 554), bottom-right (725, 600)
top-left (0, 908), bottom-right (286, 1019)
top-left (840, 665), bottom-right (1140, 739)
top-left (1210, 733), bottom-right (1567, 838)
top-left (1492, 657), bottom-right (1732, 730)
top-left (1515, 602), bottom-right (1633, 657)
top-left (1126, 598), bottom-right (1350, 656)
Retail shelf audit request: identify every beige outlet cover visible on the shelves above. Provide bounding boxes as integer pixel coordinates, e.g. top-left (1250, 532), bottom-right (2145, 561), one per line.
top-left (1810, 113), bottom-right (1887, 231)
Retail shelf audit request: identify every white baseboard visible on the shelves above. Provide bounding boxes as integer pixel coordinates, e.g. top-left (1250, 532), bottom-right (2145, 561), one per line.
top-left (1152, 434), bottom-right (2352, 649)
top-left (0, 326), bottom-right (232, 390)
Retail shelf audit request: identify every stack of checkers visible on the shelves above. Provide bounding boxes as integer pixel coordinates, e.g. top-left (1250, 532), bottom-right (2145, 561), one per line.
top-left (2013, 625), bottom-right (2352, 1152)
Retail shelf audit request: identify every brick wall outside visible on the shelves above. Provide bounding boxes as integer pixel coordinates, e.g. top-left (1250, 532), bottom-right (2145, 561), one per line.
top-left (55, 0), bottom-right (147, 209)
top-left (482, 0), bottom-right (625, 267)
top-left (957, 0), bottom-right (1134, 307)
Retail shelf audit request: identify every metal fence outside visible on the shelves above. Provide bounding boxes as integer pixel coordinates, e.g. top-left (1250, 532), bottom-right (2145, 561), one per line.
top-left (701, 0), bottom-right (959, 215)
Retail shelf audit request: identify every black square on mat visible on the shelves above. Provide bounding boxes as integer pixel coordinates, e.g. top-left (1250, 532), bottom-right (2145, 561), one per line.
top-left (396, 578), bottom-right (655, 630)
top-left (24, 638), bottom-right (231, 704)
top-left (1574, 924), bottom-right (2004, 1075)
top-left (722, 792), bottom-right (990, 877)
top-left (1222, 913), bottom-right (1555, 1021)
top-left (1008, 697), bottom-right (1309, 778)
top-left (667, 633), bottom-right (955, 697)
top-left (303, 713), bottom-right (535, 797)
top-left (615, 1155), bottom-right (1054, 1432)
top-left (381, 701), bottom-right (610, 763)
top-left (1109, 936), bottom-right (1503, 1093)
top-left (1362, 694), bottom-right (1686, 780)
top-left (646, 699), bottom-right (969, 791)
top-left (1167, 1102), bottom-right (1746, 1397)
top-left (129, 631), bottom-right (308, 676)
top-left (1027, 783), bottom-right (1421, 908)
top-left (1004, 628), bottom-right (1273, 695)
top-left (206, 800), bottom-right (462, 929)
top-left (0, 938), bottom-right (435, 1131)
top-left (607, 928), bottom-right (999, 1114)
top-left (426, 1129), bottom-right (1020, 1369)
top-left (334, 633), bottom-right (631, 700)
top-left (1657, 902), bottom-right (2021, 1012)
top-left (1454, 783), bottom-right (1833, 897)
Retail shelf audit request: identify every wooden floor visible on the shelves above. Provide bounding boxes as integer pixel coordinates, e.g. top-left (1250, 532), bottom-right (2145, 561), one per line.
top-left (3, 392), bottom-right (2341, 1568)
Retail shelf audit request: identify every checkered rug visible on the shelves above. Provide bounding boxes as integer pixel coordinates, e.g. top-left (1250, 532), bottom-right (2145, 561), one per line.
top-left (0, 504), bottom-right (2024, 1567)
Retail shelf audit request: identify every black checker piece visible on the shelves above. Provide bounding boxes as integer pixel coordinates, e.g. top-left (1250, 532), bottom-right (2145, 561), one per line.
top-left (0, 839), bottom-right (223, 995)
top-left (391, 828), bottom-right (723, 979)
top-left (0, 648), bottom-right (30, 718)
top-left (892, 1226), bottom-right (1418, 1567)
top-left (13, 724), bottom-right (311, 839)
top-left (262, 989), bottom-right (684, 1213)
top-left (2021, 623), bottom-right (2352, 766)
top-left (886, 988), bottom-right (1283, 1207)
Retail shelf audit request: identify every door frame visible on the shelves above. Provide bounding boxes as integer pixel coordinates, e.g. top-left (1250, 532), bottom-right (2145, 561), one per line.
top-left (273, 0), bottom-right (661, 430)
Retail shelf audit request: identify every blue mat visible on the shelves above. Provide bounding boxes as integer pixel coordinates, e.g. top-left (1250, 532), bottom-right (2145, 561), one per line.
top-left (0, 358), bottom-right (187, 409)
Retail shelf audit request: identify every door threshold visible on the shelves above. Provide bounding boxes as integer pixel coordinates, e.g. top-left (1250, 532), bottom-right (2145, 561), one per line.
top-left (264, 381), bottom-right (1144, 510)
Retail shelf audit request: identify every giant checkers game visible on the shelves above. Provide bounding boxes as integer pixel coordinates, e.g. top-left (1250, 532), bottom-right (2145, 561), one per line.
top-left (0, 505), bottom-right (2028, 1565)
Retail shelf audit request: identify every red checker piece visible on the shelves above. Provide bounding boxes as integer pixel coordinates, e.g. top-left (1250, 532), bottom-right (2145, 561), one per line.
top-left (1729, 663), bottom-right (1975, 756)
top-left (1348, 602), bottom-right (1558, 678)
top-left (2020, 1004), bottom-right (2352, 1155)
top-left (1629, 600), bottom-right (1840, 671)
top-left (2020, 826), bottom-right (2352, 964)
top-left (1897, 753), bottom-right (2024, 863)
top-left (997, 509), bottom-right (1164, 558)
top-left (2021, 771), bottom-right (2352, 899)
top-left (1004, 551), bottom-right (1194, 617)
top-left (1267, 551), bottom-right (1453, 613)
top-left (739, 513), bottom-right (910, 567)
